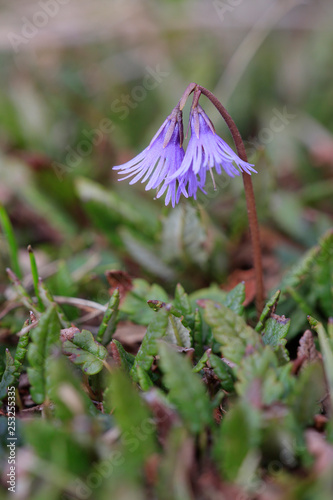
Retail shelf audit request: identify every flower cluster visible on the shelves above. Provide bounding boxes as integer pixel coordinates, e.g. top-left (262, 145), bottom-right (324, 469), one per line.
top-left (113, 102), bottom-right (256, 207)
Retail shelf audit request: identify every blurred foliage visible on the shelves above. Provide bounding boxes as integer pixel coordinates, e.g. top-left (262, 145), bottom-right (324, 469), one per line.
top-left (0, 0), bottom-right (333, 498)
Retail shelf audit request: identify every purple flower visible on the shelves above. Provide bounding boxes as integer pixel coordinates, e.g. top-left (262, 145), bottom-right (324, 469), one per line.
top-left (113, 106), bottom-right (188, 207)
top-left (166, 105), bottom-right (256, 199)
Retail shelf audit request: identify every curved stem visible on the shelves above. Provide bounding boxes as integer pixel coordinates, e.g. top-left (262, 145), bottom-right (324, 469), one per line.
top-left (197, 86), bottom-right (265, 315)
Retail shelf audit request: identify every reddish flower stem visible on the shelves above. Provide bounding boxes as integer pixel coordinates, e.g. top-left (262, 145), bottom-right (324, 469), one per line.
top-left (196, 86), bottom-right (265, 315)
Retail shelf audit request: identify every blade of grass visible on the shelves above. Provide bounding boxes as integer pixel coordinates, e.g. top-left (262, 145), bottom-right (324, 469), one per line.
top-left (96, 289), bottom-right (120, 345)
top-left (0, 204), bottom-right (22, 278)
top-left (28, 245), bottom-right (45, 312)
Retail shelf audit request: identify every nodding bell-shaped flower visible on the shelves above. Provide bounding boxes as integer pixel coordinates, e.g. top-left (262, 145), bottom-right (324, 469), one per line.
top-left (166, 105), bottom-right (256, 199)
top-left (113, 105), bottom-right (188, 207)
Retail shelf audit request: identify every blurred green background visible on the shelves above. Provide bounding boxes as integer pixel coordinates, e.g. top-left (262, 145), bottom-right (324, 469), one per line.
top-left (0, 2), bottom-right (333, 499)
top-left (0, 0), bottom-right (332, 318)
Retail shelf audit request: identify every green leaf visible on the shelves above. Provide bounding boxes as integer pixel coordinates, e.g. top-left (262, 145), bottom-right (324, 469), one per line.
top-left (189, 284), bottom-right (227, 309)
top-left (96, 289), bottom-right (120, 345)
top-left (289, 361), bottom-right (325, 428)
top-left (130, 308), bottom-right (169, 382)
top-left (209, 354), bottom-right (235, 393)
top-left (110, 339), bottom-right (135, 372)
top-left (0, 203), bottom-right (22, 278)
top-left (328, 319), bottom-right (333, 342)
top-left (27, 306), bottom-right (61, 404)
top-left (155, 426), bottom-right (194, 500)
top-left (309, 317), bottom-right (333, 407)
top-left (47, 355), bottom-right (97, 421)
top-left (174, 283), bottom-right (192, 317)
top-left (255, 290), bottom-right (281, 333)
top-left (0, 350), bottom-right (17, 400)
top-left (236, 347), bottom-right (288, 406)
top-left (193, 308), bottom-right (204, 358)
top-left (214, 402), bottom-right (260, 481)
top-left (158, 342), bottom-right (213, 433)
top-left (173, 283), bottom-right (195, 331)
top-left (262, 314), bottom-right (290, 359)
top-left (189, 282), bottom-right (245, 314)
top-left (280, 243), bottom-right (320, 292)
top-left (28, 245), bottom-right (44, 311)
top-left (192, 350), bottom-right (209, 373)
top-left (107, 369), bottom-right (156, 462)
top-left (0, 330), bottom-right (30, 400)
top-left (224, 282), bottom-right (245, 315)
top-left (62, 329), bottom-right (108, 375)
top-left (165, 314), bottom-right (192, 348)
top-left (314, 230), bottom-right (333, 318)
top-left (203, 300), bottom-right (261, 364)
top-left (136, 366), bottom-right (154, 391)
top-left (121, 279), bottom-right (169, 325)
top-left (14, 329), bottom-right (30, 371)
top-left (24, 419), bottom-right (92, 478)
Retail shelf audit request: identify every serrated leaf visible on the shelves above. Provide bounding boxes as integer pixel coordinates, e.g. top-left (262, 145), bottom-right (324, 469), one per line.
top-left (165, 315), bottom-right (192, 348)
top-left (62, 329), bottom-right (108, 375)
top-left (173, 283), bottom-right (195, 331)
top-left (280, 243), bottom-right (319, 292)
top-left (224, 282), bottom-right (245, 315)
top-left (0, 329), bottom-right (30, 400)
top-left (174, 283), bottom-right (192, 316)
top-left (213, 402), bottom-right (261, 481)
top-left (236, 347), bottom-right (289, 406)
top-left (0, 350), bottom-right (17, 400)
top-left (13, 330), bottom-right (30, 370)
top-left (192, 350), bottom-right (209, 373)
top-left (203, 300), bottom-right (261, 364)
top-left (96, 289), bottom-right (120, 345)
top-left (193, 308), bottom-right (204, 358)
top-left (255, 290), bottom-right (281, 333)
top-left (136, 366), bottom-right (154, 391)
top-left (27, 306), bottom-right (61, 404)
top-left (262, 314), bottom-right (290, 352)
top-left (158, 342), bottom-right (213, 433)
top-left (130, 308), bottom-right (169, 382)
top-left (110, 339), bottom-right (135, 372)
top-left (209, 354), bottom-right (235, 392)
top-left (189, 284), bottom-right (228, 309)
